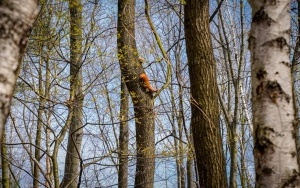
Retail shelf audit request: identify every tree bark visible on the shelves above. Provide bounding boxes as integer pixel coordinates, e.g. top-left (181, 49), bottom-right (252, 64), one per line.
top-left (248, 0), bottom-right (300, 186)
top-left (184, 0), bottom-right (228, 187)
top-left (60, 0), bottom-right (84, 187)
top-left (118, 79), bottom-right (129, 188)
top-left (1, 127), bottom-right (10, 188)
top-left (0, 0), bottom-right (38, 146)
top-left (117, 0), bottom-right (156, 187)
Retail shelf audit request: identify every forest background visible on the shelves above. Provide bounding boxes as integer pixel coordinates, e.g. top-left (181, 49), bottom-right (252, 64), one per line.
top-left (0, 0), bottom-right (299, 187)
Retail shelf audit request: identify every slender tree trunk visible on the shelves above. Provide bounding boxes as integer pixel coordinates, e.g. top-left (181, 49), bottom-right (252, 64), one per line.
top-left (118, 80), bottom-right (129, 188)
top-left (45, 121), bottom-right (52, 187)
top-left (292, 0), bottom-right (300, 167)
top-left (0, 0), bottom-right (38, 146)
top-left (229, 121), bottom-right (237, 188)
top-left (117, 0), bottom-right (156, 187)
top-left (240, 122), bottom-right (250, 188)
top-left (178, 107), bottom-right (185, 188)
top-left (44, 42), bottom-right (52, 188)
top-left (186, 155), bottom-right (194, 188)
top-left (217, 3), bottom-right (243, 186)
top-left (248, 0), bottom-right (300, 186)
top-left (33, 56), bottom-right (45, 188)
top-left (60, 0), bottom-right (84, 187)
top-left (170, 83), bottom-right (181, 188)
top-left (32, 3), bottom-right (53, 186)
top-left (187, 132), bottom-right (194, 188)
top-left (176, 56), bottom-right (186, 188)
top-left (184, 0), bottom-right (227, 187)
top-left (238, 2), bottom-right (251, 187)
top-left (1, 127), bottom-right (10, 188)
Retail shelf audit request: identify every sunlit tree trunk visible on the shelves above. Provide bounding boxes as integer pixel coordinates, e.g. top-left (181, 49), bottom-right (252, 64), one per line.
top-left (240, 121), bottom-right (252, 188)
top-left (184, 0), bottom-right (227, 187)
top-left (1, 127), bottom-right (10, 188)
top-left (169, 83), bottom-right (182, 188)
top-left (176, 54), bottom-right (187, 188)
top-left (177, 94), bottom-right (185, 188)
top-left (186, 130), bottom-right (195, 188)
top-left (0, 0), bottom-right (38, 146)
top-left (44, 43), bottom-right (52, 188)
top-left (33, 54), bottom-right (46, 188)
top-left (60, 0), bottom-right (84, 187)
top-left (248, 0), bottom-right (300, 186)
top-left (118, 79), bottom-right (129, 188)
top-left (117, 0), bottom-right (156, 187)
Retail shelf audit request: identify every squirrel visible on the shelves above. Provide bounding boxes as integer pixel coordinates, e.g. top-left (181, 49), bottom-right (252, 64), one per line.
top-left (139, 73), bottom-right (158, 93)
top-left (138, 57), bottom-right (158, 93)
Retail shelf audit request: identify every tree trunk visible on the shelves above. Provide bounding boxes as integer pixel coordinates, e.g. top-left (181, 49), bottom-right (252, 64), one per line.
top-left (184, 0), bottom-right (228, 187)
top-left (187, 133), bottom-right (194, 188)
top-left (292, 0), bottom-right (300, 167)
top-left (186, 156), bottom-right (194, 188)
top-left (0, 0), bottom-right (38, 146)
top-left (117, 0), bottom-right (156, 187)
top-left (32, 3), bottom-right (52, 186)
top-left (118, 80), bottom-right (129, 188)
top-left (44, 42), bottom-right (52, 188)
top-left (33, 55), bottom-right (46, 188)
top-left (248, 0), bottom-right (300, 186)
top-left (1, 127), bottom-right (10, 188)
top-left (60, 0), bottom-right (84, 187)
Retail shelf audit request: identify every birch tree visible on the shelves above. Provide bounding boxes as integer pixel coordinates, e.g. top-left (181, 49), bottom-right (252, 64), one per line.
top-left (0, 0), bottom-right (38, 145)
top-left (248, 0), bottom-right (300, 186)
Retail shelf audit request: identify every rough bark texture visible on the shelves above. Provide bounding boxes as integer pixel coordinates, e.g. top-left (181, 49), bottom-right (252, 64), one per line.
top-left (0, 0), bottom-right (38, 145)
top-left (60, 0), bottom-right (84, 187)
top-left (184, 0), bottom-right (228, 187)
top-left (248, 0), bottom-right (300, 187)
top-left (117, 0), bottom-right (155, 187)
top-left (118, 80), bottom-right (129, 188)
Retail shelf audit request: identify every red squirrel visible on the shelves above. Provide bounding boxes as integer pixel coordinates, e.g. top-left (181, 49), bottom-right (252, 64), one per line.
top-left (139, 73), bottom-right (158, 93)
top-left (138, 57), bottom-right (158, 93)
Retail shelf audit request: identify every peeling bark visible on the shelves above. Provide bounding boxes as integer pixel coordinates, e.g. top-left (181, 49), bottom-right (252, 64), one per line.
top-left (248, 0), bottom-right (300, 186)
top-left (0, 0), bottom-right (38, 145)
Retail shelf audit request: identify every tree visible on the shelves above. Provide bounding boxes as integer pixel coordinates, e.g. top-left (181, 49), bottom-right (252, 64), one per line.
top-left (1, 127), bottom-right (10, 187)
top-left (184, 0), bottom-right (228, 187)
top-left (29, 2), bottom-right (53, 186)
top-left (117, 0), bottom-right (156, 187)
top-left (0, 0), bottom-right (38, 145)
top-left (291, 0), bottom-right (300, 166)
top-left (248, 0), bottom-right (300, 186)
top-left (118, 79), bottom-right (129, 188)
top-left (60, 0), bottom-right (84, 187)
top-left (212, 0), bottom-right (249, 186)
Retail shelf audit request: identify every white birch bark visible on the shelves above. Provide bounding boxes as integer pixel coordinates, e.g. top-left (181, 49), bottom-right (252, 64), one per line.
top-left (248, 0), bottom-right (300, 186)
top-left (0, 0), bottom-right (38, 145)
